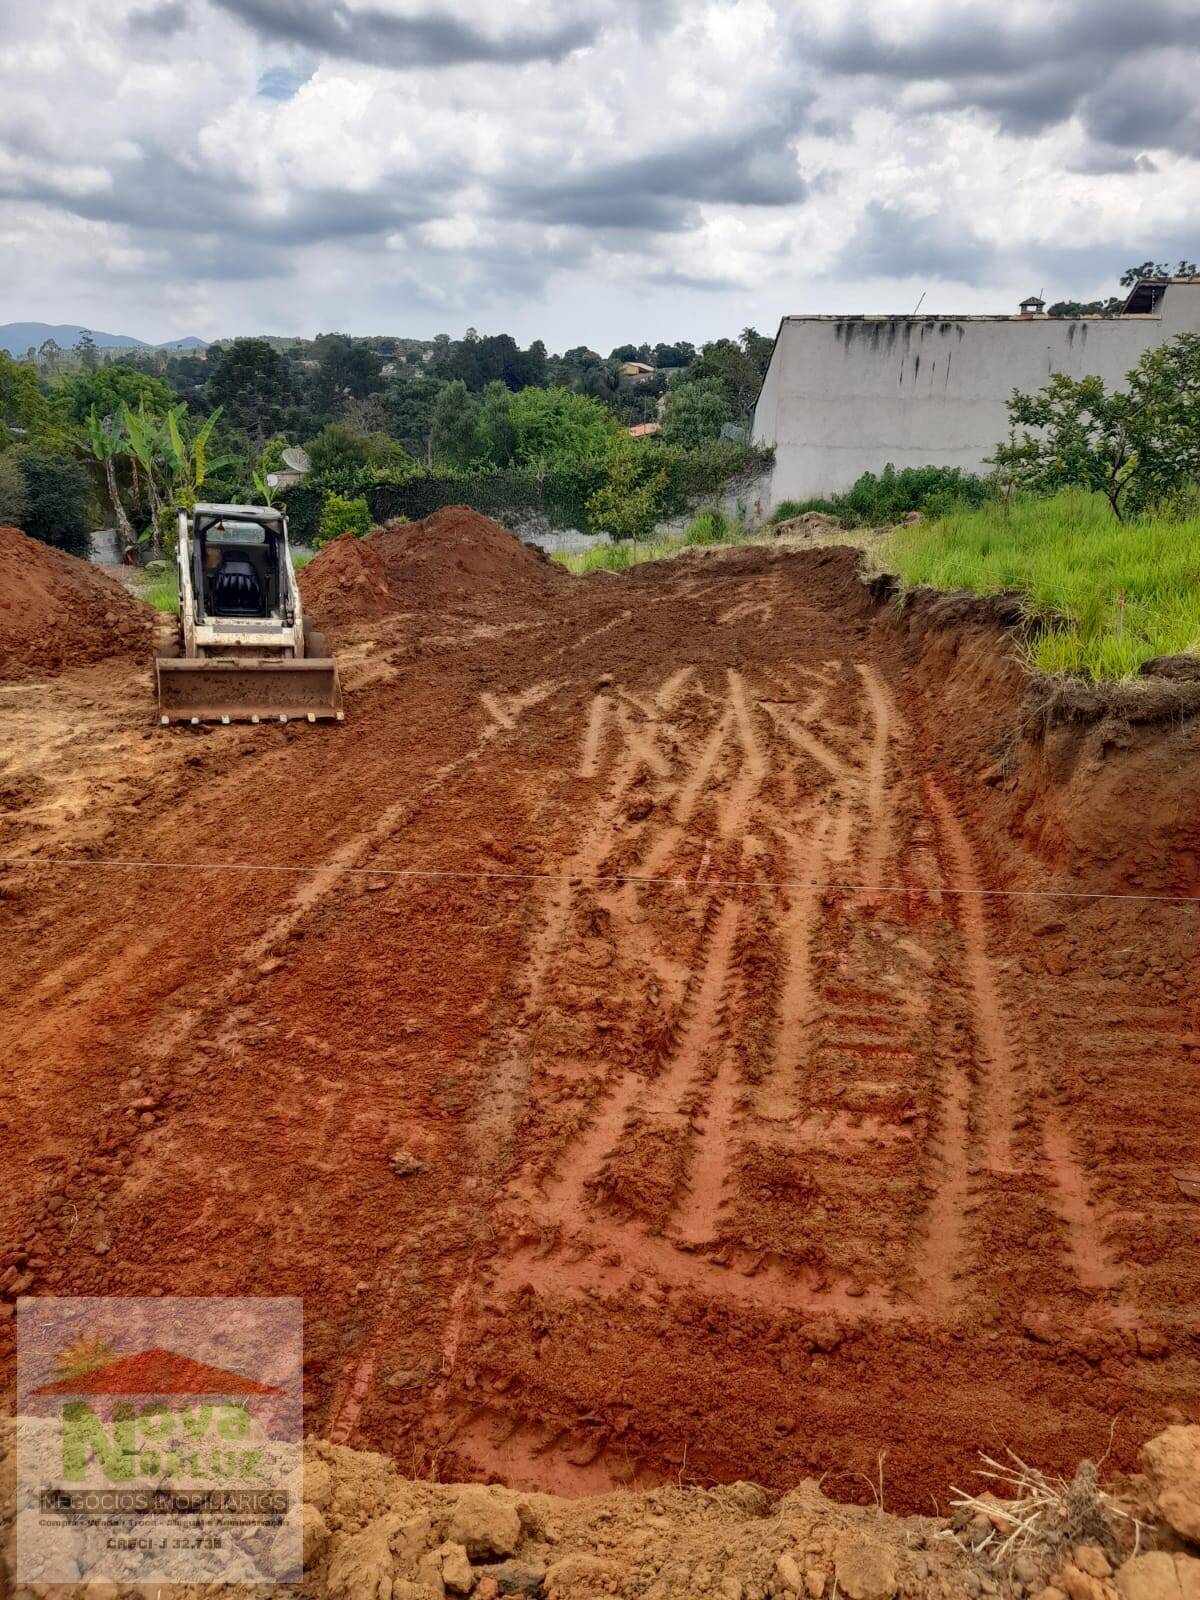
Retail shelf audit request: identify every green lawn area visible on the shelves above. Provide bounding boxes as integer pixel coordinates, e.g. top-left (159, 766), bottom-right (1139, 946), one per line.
top-left (132, 566), bottom-right (179, 613)
top-left (877, 490), bottom-right (1200, 680)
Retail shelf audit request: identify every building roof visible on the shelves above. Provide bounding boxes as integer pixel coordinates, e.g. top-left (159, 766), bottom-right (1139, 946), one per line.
top-left (1120, 275), bottom-right (1200, 315)
top-left (627, 421), bottom-right (660, 437)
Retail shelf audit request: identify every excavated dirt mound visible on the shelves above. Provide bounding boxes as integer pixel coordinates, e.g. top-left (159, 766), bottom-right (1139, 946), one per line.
top-left (5, 1419), bottom-right (1197, 1597)
top-left (300, 506), bottom-right (566, 627)
top-left (0, 526), bottom-right (153, 678)
top-left (3, 542), bottom-right (1200, 1529)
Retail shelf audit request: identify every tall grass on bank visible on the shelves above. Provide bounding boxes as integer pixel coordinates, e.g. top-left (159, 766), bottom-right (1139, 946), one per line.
top-left (879, 490), bottom-right (1200, 679)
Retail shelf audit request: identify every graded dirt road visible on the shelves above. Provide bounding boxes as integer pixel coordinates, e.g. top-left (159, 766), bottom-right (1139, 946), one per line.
top-left (2, 523), bottom-right (1198, 1514)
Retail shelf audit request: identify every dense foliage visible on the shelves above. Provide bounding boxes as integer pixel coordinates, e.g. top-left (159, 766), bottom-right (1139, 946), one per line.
top-left (0, 320), bottom-right (778, 556)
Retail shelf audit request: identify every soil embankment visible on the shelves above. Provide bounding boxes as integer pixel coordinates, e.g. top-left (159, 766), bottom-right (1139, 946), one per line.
top-left (1, 525), bottom-right (1198, 1524)
top-left (0, 525), bottom-right (153, 678)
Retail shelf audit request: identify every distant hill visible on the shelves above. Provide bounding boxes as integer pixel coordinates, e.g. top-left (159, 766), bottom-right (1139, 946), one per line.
top-left (0, 323), bottom-right (208, 357)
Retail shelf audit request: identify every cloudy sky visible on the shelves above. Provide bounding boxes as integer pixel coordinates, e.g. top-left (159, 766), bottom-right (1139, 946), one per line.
top-left (2, 0), bottom-right (1198, 347)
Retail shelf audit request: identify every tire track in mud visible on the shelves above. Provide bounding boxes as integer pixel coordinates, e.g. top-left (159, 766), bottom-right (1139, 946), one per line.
top-left (435, 658), bottom-right (951, 1483)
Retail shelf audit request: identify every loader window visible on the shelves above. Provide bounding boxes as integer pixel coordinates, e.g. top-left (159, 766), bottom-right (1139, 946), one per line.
top-left (201, 524), bottom-right (279, 618)
top-left (211, 520), bottom-right (267, 545)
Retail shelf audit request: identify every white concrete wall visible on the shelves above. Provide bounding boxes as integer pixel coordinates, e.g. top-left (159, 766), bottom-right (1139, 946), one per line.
top-left (751, 284), bottom-right (1200, 507)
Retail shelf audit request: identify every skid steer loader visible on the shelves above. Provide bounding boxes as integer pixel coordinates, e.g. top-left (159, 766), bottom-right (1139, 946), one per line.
top-left (156, 503), bottom-right (343, 725)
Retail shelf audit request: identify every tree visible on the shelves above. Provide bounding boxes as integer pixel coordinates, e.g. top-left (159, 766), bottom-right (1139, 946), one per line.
top-left (740, 327), bottom-right (774, 378)
top-left (158, 403), bottom-right (230, 509)
top-left (660, 376), bottom-right (731, 449)
top-left (1047, 298), bottom-right (1123, 318)
top-left (370, 371), bottom-right (442, 461)
top-left (429, 380), bottom-right (483, 469)
top-left (0, 351), bottom-right (52, 446)
top-left (38, 338), bottom-right (62, 374)
top-left (12, 447), bottom-right (91, 555)
top-left (477, 381), bottom-right (517, 467)
top-left (0, 452), bottom-right (29, 526)
top-left (207, 338), bottom-right (293, 448)
top-left (54, 365), bottom-right (172, 430)
top-left (1122, 332), bottom-right (1200, 509)
top-left (316, 494), bottom-right (372, 547)
top-left (507, 386), bottom-right (621, 466)
top-left (312, 333), bottom-right (382, 411)
top-left (587, 442), bottom-right (669, 541)
top-left (653, 341), bottom-right (696, 368)
top-left (305, 422), bottom-right (372, 476)
top-left (990, 332), bottom-right (1200, 519)
top-left (1119, 259), bottom-right (1197, 286)
top-left (672, 338), bottom-right (761, 420)
top-left (75, 329), bottom-right (99, 373)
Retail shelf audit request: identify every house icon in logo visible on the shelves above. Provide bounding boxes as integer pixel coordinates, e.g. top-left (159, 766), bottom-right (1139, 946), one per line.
top-left (33, 1348), bottom-right (282, 1398)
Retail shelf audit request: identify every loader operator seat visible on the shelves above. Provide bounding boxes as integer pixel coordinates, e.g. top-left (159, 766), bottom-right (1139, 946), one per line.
top-left (211, 550), bottom-right (265, 617)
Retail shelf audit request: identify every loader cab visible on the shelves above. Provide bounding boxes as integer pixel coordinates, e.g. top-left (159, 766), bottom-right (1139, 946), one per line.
top-left (189, 505), bottom-right (294, 626)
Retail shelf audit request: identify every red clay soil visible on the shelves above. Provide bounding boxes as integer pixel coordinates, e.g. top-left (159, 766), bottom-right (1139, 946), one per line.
top-left (2, 532), bottom-right (1199, 1516)
top-left (0, 525), bottom-right (154, 679)
top-left (300, 505), bottom-right (566, 627)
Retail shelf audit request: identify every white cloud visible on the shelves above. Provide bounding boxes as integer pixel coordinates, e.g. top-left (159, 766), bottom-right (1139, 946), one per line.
top-left (0, 0), bottom-right (1197, 345)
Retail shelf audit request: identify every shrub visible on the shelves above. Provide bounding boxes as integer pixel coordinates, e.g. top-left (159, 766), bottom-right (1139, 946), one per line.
top-left (0, 452), bottom-right (29, 526)
top-left (772, 465), bottom-right (994, 528)
top-left (316, 493), bottom-right (372, 548)
top-left (12, 447), bottom-right (91, 555)
top-left (683, 508), bottom-right (739, 545)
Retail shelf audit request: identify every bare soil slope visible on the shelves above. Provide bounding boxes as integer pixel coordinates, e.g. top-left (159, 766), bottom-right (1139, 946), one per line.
top-left (0, 525), bottom-right (153, 678)
top-left (2, 528), bottom-right (1199, 1520)
top-left (300, 506), bottom-right (566, 627)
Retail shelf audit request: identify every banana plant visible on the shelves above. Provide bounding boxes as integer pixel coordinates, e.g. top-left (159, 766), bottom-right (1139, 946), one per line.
top-left (78, 406), bottom-right (136, 559)
top-left (122, 400), bottom-right (168, 553)
top-left (160, 403), bottom-right (238, 507)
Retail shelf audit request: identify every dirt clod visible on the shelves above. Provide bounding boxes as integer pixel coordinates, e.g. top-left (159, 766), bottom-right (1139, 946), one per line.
top-left (448, 1484), bottom-right (522, 1559)
top-left (833, 1533), bottom-right (899, 1600)
top-left (1142, 1428), bottom-right (1200, 1544)
top-left (1114, 1552), bottom-right (1200, 1600)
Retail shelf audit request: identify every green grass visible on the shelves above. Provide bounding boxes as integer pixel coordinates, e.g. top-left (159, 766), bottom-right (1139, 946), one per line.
top-left (557, 509), bottom-right (744, 574)
top-left (878, 490), bottom-right (1200, 679)
top-left (134, 567), bottom-right (179, 613)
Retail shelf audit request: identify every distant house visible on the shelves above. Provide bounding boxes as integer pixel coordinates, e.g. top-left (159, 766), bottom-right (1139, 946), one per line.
top-left (619, 360), bottom-right (656, 381)
top-left (627, 422), bottom-right (660, 438)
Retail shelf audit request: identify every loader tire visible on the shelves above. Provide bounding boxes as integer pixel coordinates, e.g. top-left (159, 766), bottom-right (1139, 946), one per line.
top-left (303, 621), bottom-right (330, 659)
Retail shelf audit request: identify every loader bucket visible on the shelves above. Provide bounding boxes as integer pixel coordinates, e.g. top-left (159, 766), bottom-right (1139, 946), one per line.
top-left (156, 656), bottom-right (344, 725)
